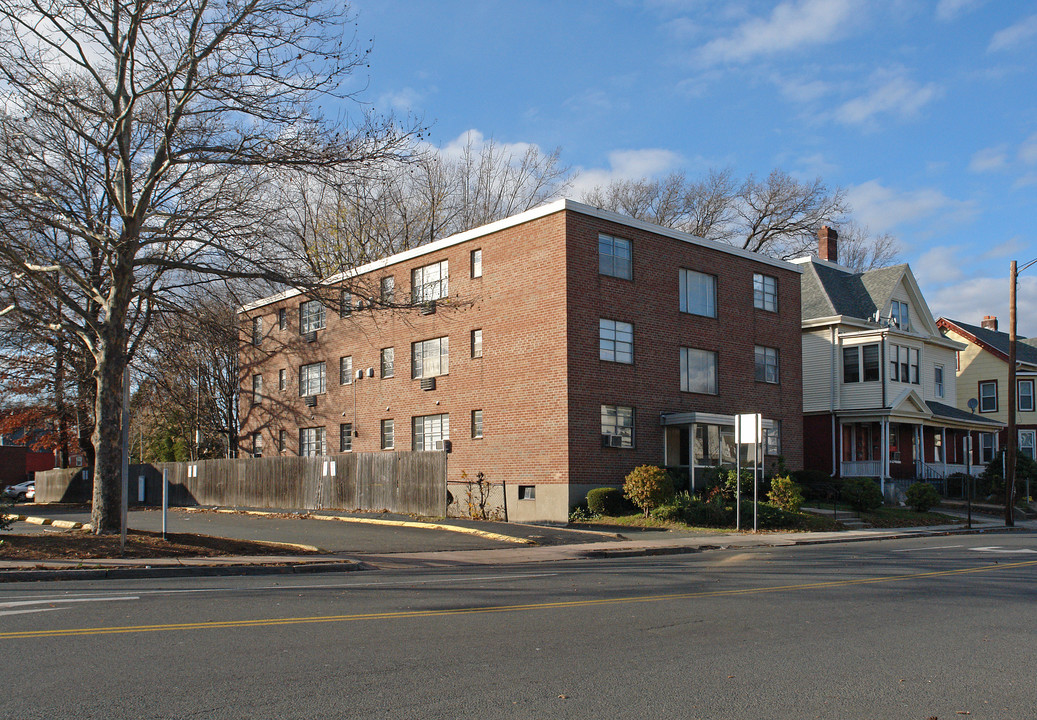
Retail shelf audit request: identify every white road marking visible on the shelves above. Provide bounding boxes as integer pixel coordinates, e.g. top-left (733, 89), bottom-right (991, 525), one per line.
top-left (970, 546), bottom-right (1037, 554)
top-left (892, 545), bottom-right (963, 552)
top-left (0, 608), bottom-right (62, 617)
top-left (0, 596), bottom-right (139, 619)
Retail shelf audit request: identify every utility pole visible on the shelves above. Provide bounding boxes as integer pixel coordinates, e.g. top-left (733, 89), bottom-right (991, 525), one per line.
top-left (1007, 260), bottom-right (1017, 527)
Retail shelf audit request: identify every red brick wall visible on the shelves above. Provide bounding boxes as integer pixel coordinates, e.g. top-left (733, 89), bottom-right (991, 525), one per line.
top-left (563, 212), bottom-right (804, 487)
top-left (240, 211), bottom-right (573, 489)
top-left (803, 414), bottom-right (834, 475)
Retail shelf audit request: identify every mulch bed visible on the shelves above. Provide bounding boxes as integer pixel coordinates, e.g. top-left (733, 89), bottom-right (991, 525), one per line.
top-left (0, 529), bottom-right (317, 561)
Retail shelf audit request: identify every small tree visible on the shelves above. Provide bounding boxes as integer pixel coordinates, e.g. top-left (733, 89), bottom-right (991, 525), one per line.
top-left (767, 476), bottom-right (804, 513)
top-left (623, 465), bottom-right (674, 518)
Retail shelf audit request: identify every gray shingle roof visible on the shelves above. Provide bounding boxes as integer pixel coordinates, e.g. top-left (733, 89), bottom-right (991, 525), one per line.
top-left (801, 261), bottom-right (908, 322)
top-left (925, 400), bottom-right (1004, 426)
top-left (942, 318), bottom-right (1037, 367)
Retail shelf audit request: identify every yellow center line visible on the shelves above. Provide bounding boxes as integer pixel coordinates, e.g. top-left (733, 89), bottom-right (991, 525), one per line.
top-left (4, 559), bottom-right (1034, 640)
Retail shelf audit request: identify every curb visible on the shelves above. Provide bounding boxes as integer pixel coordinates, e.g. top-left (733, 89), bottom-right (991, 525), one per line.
top-left (0, 560), bottom-right (369, 583)
top-left (2, 514), bottom-right (85, 530)
top-left (205, 507), bottom-right (537, 545)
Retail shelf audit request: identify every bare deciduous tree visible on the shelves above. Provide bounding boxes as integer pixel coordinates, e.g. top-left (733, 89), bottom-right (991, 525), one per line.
top-left (0, 0), bottom-right (418, 532)
top-left (582, 168), bottom-right (899, 267)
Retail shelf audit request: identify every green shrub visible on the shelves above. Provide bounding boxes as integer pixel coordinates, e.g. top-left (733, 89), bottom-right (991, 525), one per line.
top-left (568, 504), bottom-right (594, 522)
top-left (586, 487), bottom-right (626, 516)
top-left (767, 475), bottom-right (804, 513)
top-left (791, 469), bottom-right (837, 501)
top-left (650, 490), bottom-right (694, 522)
top-left (623, 465), bottom-right (675, 518)
top-left (683, 496), bottom-right (734, 527)
top-left (0, 497), bottom-right (12, 532)
top-left (905, 482), bottom-right (942, 512)
top-left (841, 477), bottom-right (884, 512)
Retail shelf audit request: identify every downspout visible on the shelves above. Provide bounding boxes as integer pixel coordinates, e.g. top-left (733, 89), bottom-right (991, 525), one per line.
top-left (880, 334), bottom-right (888, 496)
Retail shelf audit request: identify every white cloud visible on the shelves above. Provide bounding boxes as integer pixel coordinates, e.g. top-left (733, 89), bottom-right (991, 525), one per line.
top-left (774, 75), bottom-right (831, 103)
top-left (834, 72), bottom-right (942, 127)
top-left (1019, 132), bottom-right (1037, 165)
top-left (988, 14), bottom-right (1037, 52)
top-left (569, 148), bottom-right (684, 197)
top-left (927, 275), bottom-right (1037, 338)
top-left (982, 236), bottom-right (1030, 259)
top-left (695, 0), bottom-right (855, 65)
top-left (846, 180), bottom-right (971, 234)
top-left (969, 146), bottom-right (1009, 173)
top-left (433, 130), bottom-right (536, 164)
top-left (376, 87), bottom-right (426, 113)
top-left (912, 245), bottom-right (966, 287)
top-left (936, 0), bottom-right (985, 22)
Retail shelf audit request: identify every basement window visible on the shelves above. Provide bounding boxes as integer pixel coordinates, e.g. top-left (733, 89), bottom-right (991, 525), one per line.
top-left (518, 485), bottom-right (536, 500)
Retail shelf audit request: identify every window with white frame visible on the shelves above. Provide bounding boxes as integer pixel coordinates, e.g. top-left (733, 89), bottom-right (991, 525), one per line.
top-left (1019, 379), bottom-right (1035, 412)
top-left (340, 356), bottom-right (352, 385)
top-left (412, 413), bottom-right (449, 451)
top-left (412, 336), bottom-right (449, 378)
top-left (380, 419), bottom-right (394, 449)
top-left (340, 290), bottom-right (352, 317)
top-left (764, 422), bottom-right (781, 455)
top-left (679, 269), bottom-right (717, 318)
top-left (890, 300), bottom-right (910, 330)
top-left (755, 346), bottom-right (779, 384)
top-left (300, 300), bottom-right (325, 333)
top-left (598, 234), bottom-right (632, 279)
top-left (471, 410), bottom-right (483, 439)
top-left (471, 249), bottom-right (482, 278)
top-left (251, 374), bottom-right (262, 405)
top-left (299, 362), bottom-right (326, 396)
top-left (279, 368), bottom-right (287, 391)
top-left (843, 347), bottom-right (860, 383)
top-left (380, 276), bottom-right (395, 304)
top-left (412, 260), bottom-right (449, 303)
top-left (890, 345), bottom-right (919, 384)
top-left (1020, 430), bottom-right (1036, 460)
top-left (680, 347), bottom-right (717, 394)
top-left (979, 380), bottom-right (997, 412)
top-left (340, 423), bottom-right (353, 452)
top-left (251, 432), bottom-right (262, 458)
top-left (600, 405), bottom-right (634, 448)
top-left (599, 319), bottom-right (633, 364)
top-left (251, 316), bottom-right (263, 346)
top-left (278, 429), bottom-right (286, 453)
top-left (979, 432), bottom-right (995, 463)
top-left (934, 365), bottom-right (945, 398)
top-left (299, 427), bottom-right (326, 457)
top-left (471, 329), bottom-right (483, 359)
top-left (380, 347), bottom-right (394, 378)
top-left (278, 308), bottom-right (287, 330)
top-left (753, 274), bottom-right (777, 312)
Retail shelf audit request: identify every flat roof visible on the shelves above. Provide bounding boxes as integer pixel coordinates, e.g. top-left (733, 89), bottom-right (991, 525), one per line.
top-left (241, 198), bottom-right (803, 312)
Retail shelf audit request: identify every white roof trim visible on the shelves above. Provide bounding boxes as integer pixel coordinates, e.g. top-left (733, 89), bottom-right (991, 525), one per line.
top-left (241, 198), bottom-right (802, 313)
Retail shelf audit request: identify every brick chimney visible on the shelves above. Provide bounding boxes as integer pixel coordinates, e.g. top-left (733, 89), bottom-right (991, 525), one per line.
top-left (818, 225), bottom-right (838, 263)
top-left (981, 315), bottom-right (998, 331)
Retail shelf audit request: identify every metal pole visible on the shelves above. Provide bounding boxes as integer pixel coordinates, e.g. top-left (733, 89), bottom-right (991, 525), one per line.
top-left (965, 431), bottom-right (972, 529)
top-left (162, 467), bottom-right (168, 539)
top-left (120, 365), bottom-right (130, 552)
top-left (753, 432), bottom-right (759, 533)
top-left (735, 424), bottom-right (741, 532)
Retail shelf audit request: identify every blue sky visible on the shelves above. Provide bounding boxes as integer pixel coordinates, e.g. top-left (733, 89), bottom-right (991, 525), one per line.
top-left (349, 0), bottom-right (1037, 336)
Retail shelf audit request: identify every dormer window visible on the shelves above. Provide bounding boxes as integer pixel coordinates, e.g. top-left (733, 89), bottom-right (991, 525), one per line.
top-left (890, 300), bottom-right (909, 331)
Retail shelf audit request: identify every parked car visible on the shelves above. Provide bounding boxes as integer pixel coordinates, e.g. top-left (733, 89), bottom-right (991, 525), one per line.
top-left (3, 480), bottom-right (34, 502)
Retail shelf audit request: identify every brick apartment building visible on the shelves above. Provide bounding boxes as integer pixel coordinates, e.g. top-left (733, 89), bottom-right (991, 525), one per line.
top-left (239, 199), bottom-right (803, 522)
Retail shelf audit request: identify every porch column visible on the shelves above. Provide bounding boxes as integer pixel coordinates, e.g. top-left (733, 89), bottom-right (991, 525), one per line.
top-left (881, 419), bottom-right (888, 495)
top-left (689, 423), bottom-right (696, 493)
top-left (941, 427), bottom-right (947, 476)
top-left (836, 419), bottom-right (844, 479)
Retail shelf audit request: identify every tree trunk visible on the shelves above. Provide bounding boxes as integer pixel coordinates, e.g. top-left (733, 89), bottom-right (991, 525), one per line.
top-left (90, 335), bottom-right (127, 534)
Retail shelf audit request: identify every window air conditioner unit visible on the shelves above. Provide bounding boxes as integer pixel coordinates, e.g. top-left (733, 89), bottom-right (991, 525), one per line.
top-left (304, 330), bottom-right (318, 343)
top-left (420, 377), bottom-right (436, 391)
top-left (890, 451), bottom-right (901, 462)
top-left (365, 367), bottom-right (375, 378)
top-left (420, 301), bottom-right (437, 315)
top-left (355, 369), bottom-right (364, 380)
top-left (601, 434), bottom-right (623, 448)
top-left (356, 299), bottom-right (365, 310)
top-left (304, 395), bottom-right (317, 407)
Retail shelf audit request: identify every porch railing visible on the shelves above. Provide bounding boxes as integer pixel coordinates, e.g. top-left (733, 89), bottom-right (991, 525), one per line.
top-left (915, 460), bottom-right (944, 480)
top-left (840, 460), bottom-right (882, 477)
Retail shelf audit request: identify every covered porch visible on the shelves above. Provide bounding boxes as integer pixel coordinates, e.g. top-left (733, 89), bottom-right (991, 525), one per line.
top-left (660, 411), bottom-right (778, 492)
top-left (837, 391), bottom-right (1005, 496)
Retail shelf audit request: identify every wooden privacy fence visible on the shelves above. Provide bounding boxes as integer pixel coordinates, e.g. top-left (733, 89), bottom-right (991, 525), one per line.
top-left (34, 451), bottom-right (448, 516)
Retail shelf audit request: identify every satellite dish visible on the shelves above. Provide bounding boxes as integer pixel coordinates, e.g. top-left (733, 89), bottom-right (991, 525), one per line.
top-left (967, 398), bottom-right (979, 412)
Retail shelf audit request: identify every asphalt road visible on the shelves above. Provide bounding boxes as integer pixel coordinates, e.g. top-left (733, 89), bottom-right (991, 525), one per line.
top-left (3, 532), bottom-right (1035, 719)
